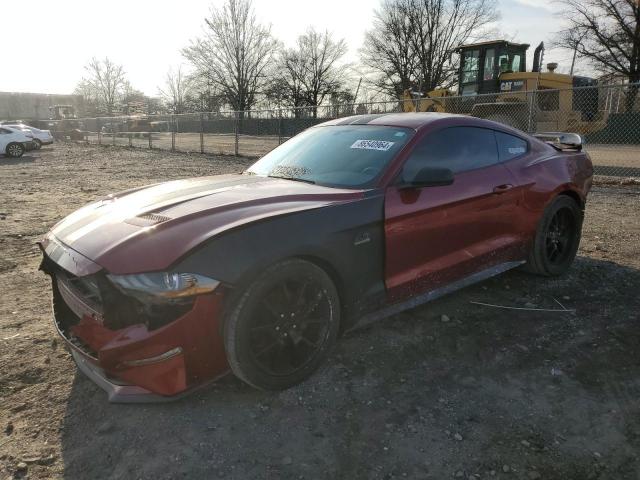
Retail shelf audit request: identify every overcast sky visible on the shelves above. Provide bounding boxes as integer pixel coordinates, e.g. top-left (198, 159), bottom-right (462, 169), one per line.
top-left (1, 0), bottom-right (581, 96)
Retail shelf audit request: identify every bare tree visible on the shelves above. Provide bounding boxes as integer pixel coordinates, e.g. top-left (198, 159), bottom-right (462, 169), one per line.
top-left (361, 0), bottom-right (419, 98)
top-left (556, 0), bottom-right (640, 111)
top-left (73, 80), bottom-right (100, 117)
top-left (190, 74), bottom-right (226, 112)
top-left (265, 48), bottom-right (309, 112)
top-left (361, 0), bottom-right (497, 97)
top-left (411, 0), bottom-right (496, 90)
top-left (120, 82), bottom-right (148, 115)
top-left (158, 66), bottom-right (194, 114)
top-left (266, 29), bottom-right (347, 116)
top-left (182, 0), bottom-right (277, 113)
top-left (297, 28), bottom-right (348, 114)
top-left (78, 57), bottom-right (127, 116)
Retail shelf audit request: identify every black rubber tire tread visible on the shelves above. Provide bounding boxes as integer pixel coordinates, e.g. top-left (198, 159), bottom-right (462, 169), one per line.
top-left (525, 195), bottom-right (583, 276)
top-left (33, 139), bottom-right (42, 149)
top-left (223, 259), bottom-right (340, 390)
top-left (5, 142), bottom-right (25, 158)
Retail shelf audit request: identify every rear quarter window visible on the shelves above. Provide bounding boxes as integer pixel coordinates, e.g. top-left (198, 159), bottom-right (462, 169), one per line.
top-left (495, 131), bottom-right (528, 162)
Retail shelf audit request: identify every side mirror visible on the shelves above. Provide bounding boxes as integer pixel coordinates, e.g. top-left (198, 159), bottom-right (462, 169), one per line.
top-left (402, 166), bottom-right (454, 188)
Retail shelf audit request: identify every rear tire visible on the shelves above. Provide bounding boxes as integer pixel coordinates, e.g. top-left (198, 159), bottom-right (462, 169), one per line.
top-left (33, 139), bottom-right (42, 150)
top-left (525, 195), bottom-right (583, 276)
top-left (6, 143), bottom-right (25, 158)
top-left (224, 259), bottom-right (340, 390)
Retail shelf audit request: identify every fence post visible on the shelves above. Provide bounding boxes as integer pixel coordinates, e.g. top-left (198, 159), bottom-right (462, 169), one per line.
top-left (200, 113), bottom-right (204, 154)
top-left (527, 90), bottom-right (536, 133)
top-left (278, 109), bottom-right (283, 145)
top-left (171, 115), bottom-right (176, 152)
top-left (129, 132), bottom-right (132, 148)
top-left (148, 129), bottom-right (153, 149)
top-left (112, 121), bottom-right (116, 146)
top-left (98, 120), bottom-right (101, 145)
top-left (234, 112), bottom-right (239, 156)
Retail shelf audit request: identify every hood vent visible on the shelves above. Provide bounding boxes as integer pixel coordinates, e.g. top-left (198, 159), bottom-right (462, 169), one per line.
top-left (124, 213), bottom-right (172, 227)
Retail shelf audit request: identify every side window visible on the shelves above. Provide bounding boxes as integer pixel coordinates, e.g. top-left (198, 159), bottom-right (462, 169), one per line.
top-left (402, 127), bottom-right (499, 181)
top-left (0, 128), bottom-right (10, 134)
top-left (512, 54), bottom-right (522, 72)
top-left (461, 49), bottom-right (480, 83)
top-left (483, 48), bottom-right (496, 80)
top-left (495, 131), bottom-right (528, 162)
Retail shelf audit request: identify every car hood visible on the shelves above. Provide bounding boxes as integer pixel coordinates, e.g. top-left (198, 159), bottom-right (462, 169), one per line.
top-left (47, 174), bottom-right (365, 274)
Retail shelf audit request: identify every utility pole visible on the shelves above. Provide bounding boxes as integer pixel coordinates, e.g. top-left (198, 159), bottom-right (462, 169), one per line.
top-left (353, 77), bottom-right (362, 104)
top-left (570, 30), bottom-right (587, 76)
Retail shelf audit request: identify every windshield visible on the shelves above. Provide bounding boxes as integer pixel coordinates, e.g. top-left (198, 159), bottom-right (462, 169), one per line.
top-left (246, 125), bottom-right (414, 188)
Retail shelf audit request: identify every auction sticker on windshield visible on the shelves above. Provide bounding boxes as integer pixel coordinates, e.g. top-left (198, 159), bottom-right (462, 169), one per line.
top-left (350, 139), bottom-right (395, 151)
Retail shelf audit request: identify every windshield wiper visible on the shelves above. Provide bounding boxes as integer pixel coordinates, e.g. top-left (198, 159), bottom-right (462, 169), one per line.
top-left (267, 175), bottom-right (316, 185)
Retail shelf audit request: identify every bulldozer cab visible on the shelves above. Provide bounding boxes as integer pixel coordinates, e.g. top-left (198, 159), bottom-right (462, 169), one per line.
top-left (457, 40), bottom-right (529, 96)
top-left (402, 38), bottom-right (603, 134)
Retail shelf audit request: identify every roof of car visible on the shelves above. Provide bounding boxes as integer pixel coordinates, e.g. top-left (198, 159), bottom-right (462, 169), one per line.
top-left (318, 112), bottom-right (469, 130)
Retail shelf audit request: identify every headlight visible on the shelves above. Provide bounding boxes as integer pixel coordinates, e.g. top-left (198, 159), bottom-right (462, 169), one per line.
top-left (107, 272), bottom-right (220, 299)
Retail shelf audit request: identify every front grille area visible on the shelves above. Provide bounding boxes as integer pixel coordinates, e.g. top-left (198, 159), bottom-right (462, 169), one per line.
top-left (56, 270), bottom-right (104, 322)
top-left (42, 252), bottom-right (195, 337)
top-left (51, 279), bottom-right (99, 359)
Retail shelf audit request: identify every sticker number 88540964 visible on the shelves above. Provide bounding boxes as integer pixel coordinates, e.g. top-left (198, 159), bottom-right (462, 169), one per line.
top-left (350, 139), bottom-right (395, 151)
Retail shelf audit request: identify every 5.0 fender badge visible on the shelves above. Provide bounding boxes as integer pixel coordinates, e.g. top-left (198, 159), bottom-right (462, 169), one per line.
top-left (354, 232), bottom-right (371, 246)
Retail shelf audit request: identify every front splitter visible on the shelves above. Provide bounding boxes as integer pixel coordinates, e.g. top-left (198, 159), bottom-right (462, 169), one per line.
top-left (71, 350), bottom-right (227, 403)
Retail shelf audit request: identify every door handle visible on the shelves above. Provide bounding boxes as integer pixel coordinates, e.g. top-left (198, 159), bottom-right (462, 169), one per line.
top-left (492, 184), bottom-right (514, 194)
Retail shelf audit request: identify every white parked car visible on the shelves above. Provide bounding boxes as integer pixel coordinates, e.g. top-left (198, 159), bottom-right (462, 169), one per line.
top-left (4, 124), bottom-right (53, 149)
top-left (0, 126), bottom-right (32, 158)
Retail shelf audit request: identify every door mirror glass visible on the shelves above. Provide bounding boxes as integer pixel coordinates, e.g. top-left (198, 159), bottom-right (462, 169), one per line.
top-left (402, 166), bottom-right (454, 188)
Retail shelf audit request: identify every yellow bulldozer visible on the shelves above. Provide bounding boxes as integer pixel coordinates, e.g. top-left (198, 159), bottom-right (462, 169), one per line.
top-left (403, 40), bottom-right (606, 134)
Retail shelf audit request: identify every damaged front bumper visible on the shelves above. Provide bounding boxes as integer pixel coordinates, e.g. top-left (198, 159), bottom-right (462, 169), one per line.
top-left (39, 235), bottom-right (230, 403)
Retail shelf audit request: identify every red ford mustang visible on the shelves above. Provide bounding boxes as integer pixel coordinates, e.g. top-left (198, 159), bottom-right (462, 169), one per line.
top-left (39, 113), bottom-right (593, 402)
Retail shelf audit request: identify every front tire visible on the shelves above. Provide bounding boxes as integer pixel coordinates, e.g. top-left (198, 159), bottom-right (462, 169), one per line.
top-left (525, 195), bottom-right (583, 276)
top-left (6, 143), bottom-right (25, 158)
top-left (33, 139), bottom-right (42, 150)
top-left (224, 259), bottom-right (340, 390)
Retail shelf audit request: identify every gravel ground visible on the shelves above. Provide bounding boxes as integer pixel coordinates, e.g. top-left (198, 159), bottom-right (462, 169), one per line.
top-left (0, 144), bottom-right (639, 480)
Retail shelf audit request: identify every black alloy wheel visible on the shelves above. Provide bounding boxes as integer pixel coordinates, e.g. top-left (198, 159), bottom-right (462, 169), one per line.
top-left (545, 207), bottom-right (577, 265)
top-left (248, 277), bottom-right (333, 377)
top-left (525, 195), bottom-right (583, 276)
top-left (224, 259), bottom-right (340, 390)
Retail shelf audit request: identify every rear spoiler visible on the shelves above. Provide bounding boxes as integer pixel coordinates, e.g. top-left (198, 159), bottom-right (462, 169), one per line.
top-left (533, 132), bottom-right (583, 151)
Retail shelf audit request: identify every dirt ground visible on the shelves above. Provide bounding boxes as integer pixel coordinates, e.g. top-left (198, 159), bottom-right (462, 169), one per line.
top-left (1, 144), bottom-right (639, 480)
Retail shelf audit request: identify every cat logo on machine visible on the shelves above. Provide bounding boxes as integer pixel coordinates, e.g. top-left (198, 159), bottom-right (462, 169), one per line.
top-left (500, 80), bottom-right (525, 92)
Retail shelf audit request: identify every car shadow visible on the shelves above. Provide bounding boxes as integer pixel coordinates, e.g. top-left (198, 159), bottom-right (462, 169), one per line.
top-left (58, 256), bottom-right (640, 479)
top-left (0, 154), bottom-right (38, 164)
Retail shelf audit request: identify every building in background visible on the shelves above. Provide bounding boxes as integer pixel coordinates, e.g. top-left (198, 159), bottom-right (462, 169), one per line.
top-left (0, 92), bottom-right (85, 121)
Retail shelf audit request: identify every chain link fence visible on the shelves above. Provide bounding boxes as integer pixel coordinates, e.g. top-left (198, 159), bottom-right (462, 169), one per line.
top-left (69, 83), bottom-right (640, 179)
